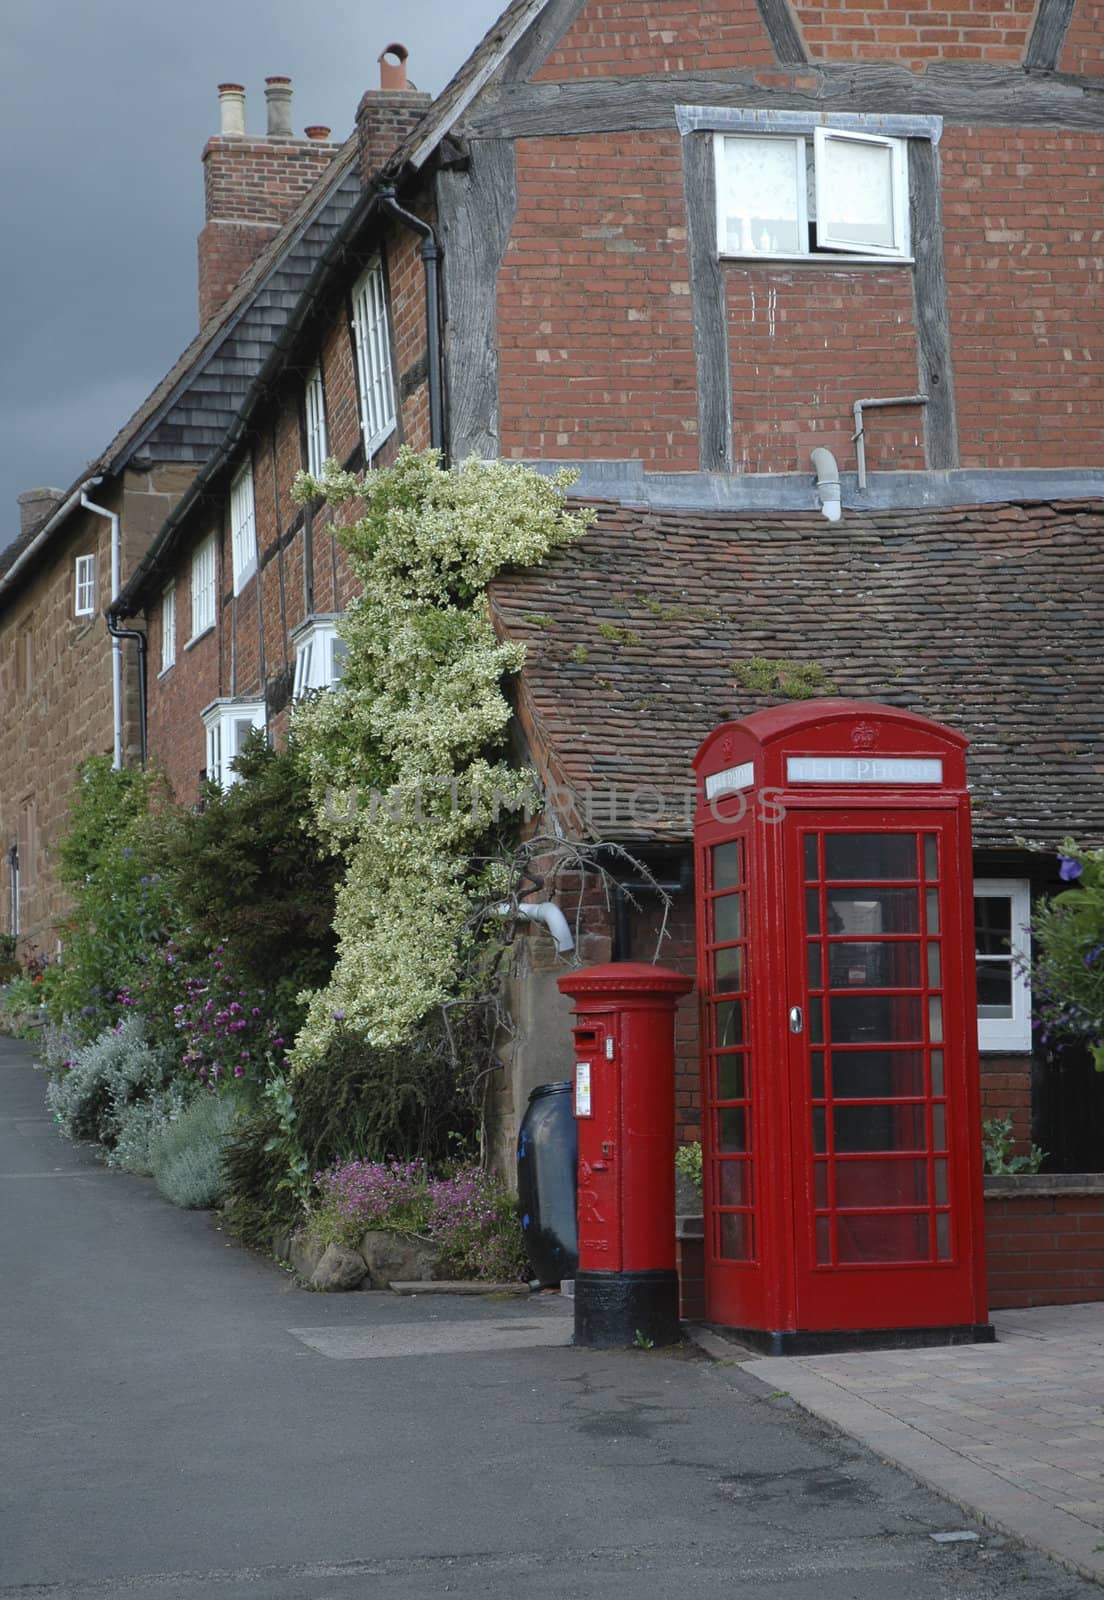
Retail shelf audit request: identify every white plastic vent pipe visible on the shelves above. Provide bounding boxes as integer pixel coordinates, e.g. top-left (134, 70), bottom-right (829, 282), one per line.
top-left (810, 448), bottom-right (842, 522)
top-left (496, 900), bottom-right (575, 955)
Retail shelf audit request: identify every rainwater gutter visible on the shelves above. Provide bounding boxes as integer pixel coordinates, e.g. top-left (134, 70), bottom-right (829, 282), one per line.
top-left (376, 186), bottom-right (445, 461)
top-left (852, 394), bottom-right (929, 489)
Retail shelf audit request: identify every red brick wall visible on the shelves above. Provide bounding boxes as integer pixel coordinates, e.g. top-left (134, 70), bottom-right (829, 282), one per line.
top-left (532, 0), bottom-right (776, 81)
top-left (725, 265), bottom-right (923, 473)
top-left (1060, 2), bottom-right (1104, 73)
top-left (979, 1052), bottom-right (1033, 1153)
top-left (985, 1190), bottom-right (1104, 1308)
top-left (943, 126), bottom-right (1104, 469)
top-left (790, 0), bottom-right (1035, 67)
top-left (499, 133), bottom-right (699, 468)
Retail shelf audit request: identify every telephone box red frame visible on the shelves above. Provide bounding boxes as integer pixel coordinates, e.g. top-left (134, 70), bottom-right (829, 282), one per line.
top-left (693, 702), bottom-right (991, 1353)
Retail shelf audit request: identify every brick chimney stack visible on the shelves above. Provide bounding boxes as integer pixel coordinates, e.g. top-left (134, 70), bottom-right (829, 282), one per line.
top-left (17, 488), bottom-right (65, 539)
top-left (197, 78), bottom-right (341, 328)
top-left (356, 45), bottom-right (432, 185)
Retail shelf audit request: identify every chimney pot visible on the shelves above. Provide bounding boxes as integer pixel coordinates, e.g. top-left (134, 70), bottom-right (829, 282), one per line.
top-left (379, 43), bottom-right (410, 91)
top-left (304, 126), bottom-right (332, 142)
top-left (218, 83), bottom-right (246, 137)
top-left (265, 75), bottom-right (294, 138)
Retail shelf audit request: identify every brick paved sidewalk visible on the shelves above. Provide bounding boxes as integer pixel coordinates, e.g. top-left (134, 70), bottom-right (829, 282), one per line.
top-left (734, 1303), bottom-right (1104, 1585)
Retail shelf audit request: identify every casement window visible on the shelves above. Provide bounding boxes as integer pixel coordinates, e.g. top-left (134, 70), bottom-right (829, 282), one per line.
top-left (190, 535), bottom-right (216, 640)
top-left (975, 879), bottom-right (1032, 1052)
top-left (304, 362), bottom-right (329, 478)
top-left (715, 127), bottom-right (909, 262)
top-left (230, 460), bottom-right (258, 595)
top-left (201, 698), bottom-right (266, 791)
top-left (74, 554), bottom-right (96, 617)
top-left (291, 614), bottom-right (348, 699)
top-left (350, 260), bottom-right (396, 458)
top-left (160, 583), bottom-right (176, 674)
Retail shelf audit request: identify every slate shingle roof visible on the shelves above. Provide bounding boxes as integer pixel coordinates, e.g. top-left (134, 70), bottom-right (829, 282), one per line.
top-left (489, 498), bottom-right (1104, 851)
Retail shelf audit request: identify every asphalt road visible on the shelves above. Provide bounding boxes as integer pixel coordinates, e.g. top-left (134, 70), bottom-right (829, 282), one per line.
top-left (1, 1037), bottom-right (1098, 1600)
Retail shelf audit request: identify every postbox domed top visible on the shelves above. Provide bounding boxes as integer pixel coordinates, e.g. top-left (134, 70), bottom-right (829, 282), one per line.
top-left (557, 962), bottom-right (694, 999)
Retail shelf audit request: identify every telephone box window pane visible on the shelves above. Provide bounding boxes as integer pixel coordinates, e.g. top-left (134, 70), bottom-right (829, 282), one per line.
top-left (828, 888), bottom-right (919, 934)
top-left (816, 1216), bottom-right (831, 1264)
top-left (924, 834), bottom-right (939, 878)
top-left (828, 941), bottom-right (920, 989)
top-left (804, 834), bottom-right (819, 879)
top-left (716, 1055), bottom-right (746, 1100)
top-left (834, 1157), bottom-right (928, 1208)
top-left (812, 1106), bottom-right (827, 1153)
top-left (931, 1104), bottom-right (947, 1150)
top-left (831, 1049), bottom-right (925, 1100)
top-left (834, 1103), bottom-right (926, 1152)
top-left (714, 999), bottom-right (744, 1047)
top-left (811, 1050), bottom-right (825, 1098)
top-left (712, 841), bottom-right (741, 890)
top-left (807, 943), bottom-right (823, 989)
top-left (934, 1158), bottom-right (948, 1205)
top-left (824, 834), bottom-right (917, 881)
top-left (929, 995), bottom-right (944, 1043)
top-left (714, 945), bottom-right (744, 991)
top-left (976, 961), bottom-right (1013, 1016)
top-left (927, 944), bottom-right (942, 988)
top-left (809, 996), bottom-right (824, 1043)
top-left (936, 1213), bottom-right (952, 1260)
top-left (838, 1213), bottom-right (929, 1264)
top-left (718, 1107), bottom-right (747, 1152)
top-left (814, 1162), bottom-right (828, 1207)
top-left (713, 894), bottom-right (743, 944)
top-left (717, 1161), bottom-right (749, 1206)
top-left (718, 1211), bottom-right (753, 1261)
top-left (926, 890), bottom-right (941, 934)
top-left (830, 993), bottom-right (922, 1043)
top-left (931, 1050), bottom-right (945, 1096)
top-left (806, 890), bottom-right (821, 934)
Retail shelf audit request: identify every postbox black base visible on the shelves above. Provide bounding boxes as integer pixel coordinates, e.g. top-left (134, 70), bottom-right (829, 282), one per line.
top-left (574, 1269), bottom-right (681, 1348)
top-left (704, 1321), bottom-right (996, 1357)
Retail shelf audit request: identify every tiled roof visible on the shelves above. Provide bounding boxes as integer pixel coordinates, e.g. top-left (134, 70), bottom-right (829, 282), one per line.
top-left (489, 498), bottom-right (1104, 850)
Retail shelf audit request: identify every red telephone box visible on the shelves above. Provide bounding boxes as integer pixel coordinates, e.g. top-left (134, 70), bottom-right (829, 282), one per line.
top-left (558, 963), bottom-right (693, 1347)
top-left (693, 702), bottom-right (992, 1353)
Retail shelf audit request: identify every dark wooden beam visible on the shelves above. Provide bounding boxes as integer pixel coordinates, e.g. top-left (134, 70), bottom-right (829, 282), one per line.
top-left (1024, 0), bottom-right (1077, 71)
top-left (502, 0), bottom-right (589, 82)
top-left (436, 140), bottom-right (518, 461)
top-left (682, 135), bottom-right (733, 473)
top-left (756, 0), bottom-right (808, 66)
top-left (909, 140), bottom-right (959, 471)
top-left (461, 63), bottom-right (1104, 139)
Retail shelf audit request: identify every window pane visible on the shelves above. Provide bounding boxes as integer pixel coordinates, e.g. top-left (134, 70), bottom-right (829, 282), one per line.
top-left (818, 135), bottom-right (896, 249)
top-left (718, 1211), bottom-right (753, 1261)
top-left (936, 1213), bottom-right (952, 1260)
top-left (838, 1212), bottom-right (929, 1264)
top-left (714, 999), bottom-right (744, 1048)
top-left (718, 1107), bottom-right (747, 1153)
top-left (816, 1216), bottom-right (832, 1264)
top-left (975, 897), bottom-right (1012, 955)
top-left (714, 945), bottom-right (744, 992)
top-left (928, 995), bottom-right (944, 1044)
top-left (807, 943), bottom-right (823, 988)
top-left (831, 1049), bottom-right (925, 1099)
top-left (829, 993), bottom-right (922, 1044)
top-left (835, 1158), bottom-right (928, 1208)
top-left (977, 960), bottom-right (1013, 1017)
top-left (806, 889), bottom-right (821, 934)
top-left (924, 834), bottom-right (939, 878)
top-left (712, 841), bottom-right (741, 890)
top-left (811, 1050), bottom-right (825, 1098)
top-left (825, 834), bottom-right (917, 880)
top-left (927, 944), bottom-right (942, 988)
top-left (720, 135), bottom-right (804, 255)
top-left (716, 1055), bottom-right (746, 1101)
top-left (717, 1162), bottom-right (749, 1206)
top-left (926, 890), bottom-right (941, 934)
top-left (828, 889), bottom-right (919, 934)
top-left (713, 894), bottom-right (743, 943)
top-left (828, 941), bottom-right (920, 989)
top-left (834, 1104), bottom-right (926, 1152)
top-left (804, 834), bottom-right (819, 879)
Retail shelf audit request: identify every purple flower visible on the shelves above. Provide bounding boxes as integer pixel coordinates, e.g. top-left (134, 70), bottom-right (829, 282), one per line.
top-left (1059, 853), bottom-right (1084, 882)
top-left (332, 1009), bottom-right (346, 1022)
top-left (1084, 944), bottom-right (1103, 970)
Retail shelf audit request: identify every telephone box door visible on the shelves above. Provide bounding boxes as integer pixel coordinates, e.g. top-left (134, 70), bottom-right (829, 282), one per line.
top-left (785, 811), bottom-right (977, 1329)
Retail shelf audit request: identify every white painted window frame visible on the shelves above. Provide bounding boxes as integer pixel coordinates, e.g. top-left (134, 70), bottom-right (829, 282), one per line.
top-left (160, 582), bottom-right (176, 674)
top-left (351, 260), bottom-right (396, 458)
top-left (305, 362), bottom-right (329, 478)
top-left (201, 698), bottom-right (266, 791)
top-left (975, 878), bottom-right (1032, 1052)
top-left (74, 554), bottom-right (96, 617)
top-left (190, 534), bottom-right (216, 641)
top-left (229, 460), bottom-right (258, 595)
top-left (291, 614), bottom-right (348, 699)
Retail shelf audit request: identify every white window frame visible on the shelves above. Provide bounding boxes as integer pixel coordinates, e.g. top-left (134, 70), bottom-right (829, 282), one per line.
top-left (975, 878), bottom-right (1032, 1052)
top-left (190, 534), bottom-right (216, 641)
top-left (713, 126), bottom-right (910, 264)
top-left (291, 614), bottom-right (348, 699)
top-left (160, 583), bottom-right (176, 674)
top-left (8, 845), bottom-right (19, 937)
top-left (229, 459), bottom-right (258, 596)
top-left (305, 362), bottom-right (329, 478)
top-left (201, 698), bottom-right (266, 791)
top-left (351, 260), bottom-right (396, 458)
top-left (74, 554), bottom-right (96, 618)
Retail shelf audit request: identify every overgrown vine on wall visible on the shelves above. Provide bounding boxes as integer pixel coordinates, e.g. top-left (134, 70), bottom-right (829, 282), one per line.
top-left (289, 447), bottom-right (594, 1067)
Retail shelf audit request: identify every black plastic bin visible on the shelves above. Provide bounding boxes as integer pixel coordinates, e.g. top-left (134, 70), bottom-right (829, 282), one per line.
top-left (516, 1080), bottom-right (578, 1287)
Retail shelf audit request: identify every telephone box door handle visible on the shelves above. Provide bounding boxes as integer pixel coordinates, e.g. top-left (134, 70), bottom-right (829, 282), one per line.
top-left (789, 1006), bottom-right (804, 1035)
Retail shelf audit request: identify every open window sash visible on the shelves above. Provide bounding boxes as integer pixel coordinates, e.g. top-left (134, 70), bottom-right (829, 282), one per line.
top-left (813, 127), bottom-right (909, 258)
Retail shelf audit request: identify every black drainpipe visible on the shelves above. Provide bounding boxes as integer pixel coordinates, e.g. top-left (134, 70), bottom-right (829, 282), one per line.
top-left (105, 615), bottom-right (149, 769)
top-left (377, 186), bottom-right (446, 462)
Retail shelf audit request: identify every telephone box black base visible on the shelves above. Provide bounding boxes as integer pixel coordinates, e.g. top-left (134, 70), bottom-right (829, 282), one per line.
top-left (574, 1269), bottom-right (681, 1348)
top-left (704, 1321), bottom-right (996, 1357)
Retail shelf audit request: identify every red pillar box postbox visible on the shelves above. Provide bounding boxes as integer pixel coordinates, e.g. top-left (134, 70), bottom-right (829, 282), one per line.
top-left (558, 963), bottom-right (693, 1348)
top-left (693, 702), bottom-right (992, 1355)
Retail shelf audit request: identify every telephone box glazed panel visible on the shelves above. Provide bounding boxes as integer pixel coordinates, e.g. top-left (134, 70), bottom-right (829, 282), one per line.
top-left (693, 702), bottom-right (991, 1352)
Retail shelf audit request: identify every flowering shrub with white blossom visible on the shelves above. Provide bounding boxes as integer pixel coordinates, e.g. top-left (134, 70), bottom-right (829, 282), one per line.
top-left (290, 447), bottom-right (593, 1064)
